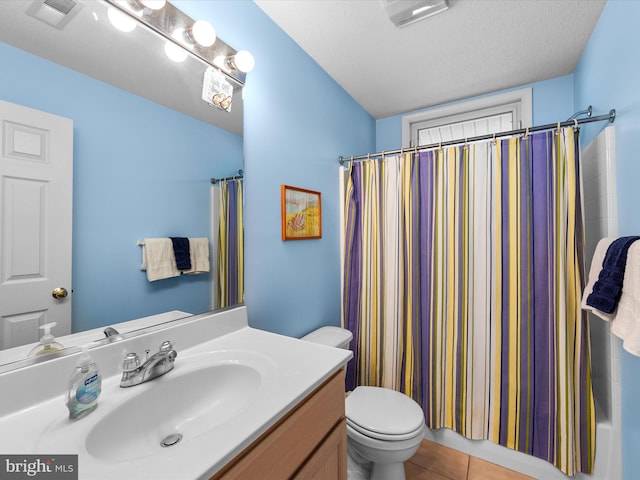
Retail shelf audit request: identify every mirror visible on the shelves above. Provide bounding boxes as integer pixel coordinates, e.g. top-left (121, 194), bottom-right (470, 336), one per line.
top-left (0, 0), bottom-right (244, 367)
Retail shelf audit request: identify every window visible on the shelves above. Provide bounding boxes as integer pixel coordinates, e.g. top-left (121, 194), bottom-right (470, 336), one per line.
top-left (401, 88), bottom-right (532, 147)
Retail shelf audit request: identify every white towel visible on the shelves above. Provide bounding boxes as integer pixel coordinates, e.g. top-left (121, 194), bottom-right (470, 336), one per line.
top-left (184, 237), bottom-right (210, 275)
top-left (582, 237), bottom-right (640, 356)
top-left (141, 238), bottom-right (180, 282)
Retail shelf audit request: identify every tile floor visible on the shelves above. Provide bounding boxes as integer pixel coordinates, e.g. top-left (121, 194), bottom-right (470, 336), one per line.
top-left (405, 439), bottom-right (536, 480)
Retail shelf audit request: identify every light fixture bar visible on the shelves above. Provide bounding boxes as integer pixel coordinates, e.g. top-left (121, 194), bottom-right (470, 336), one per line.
top-left (103, 0), bottom-right (247, 86)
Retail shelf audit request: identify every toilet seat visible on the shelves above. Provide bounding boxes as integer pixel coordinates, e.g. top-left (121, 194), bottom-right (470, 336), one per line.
top-left (346, 386), bottom-right (425, 441)
top-left (347, 418), bottom-right (425, 441)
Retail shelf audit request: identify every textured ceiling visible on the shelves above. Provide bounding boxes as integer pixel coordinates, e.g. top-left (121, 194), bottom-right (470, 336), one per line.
top-left (255, 0), bottom-right (607, 119)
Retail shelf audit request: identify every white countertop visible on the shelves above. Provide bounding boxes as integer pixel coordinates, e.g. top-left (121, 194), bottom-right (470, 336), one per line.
top-left (0, 306), bottom-right (352, 479)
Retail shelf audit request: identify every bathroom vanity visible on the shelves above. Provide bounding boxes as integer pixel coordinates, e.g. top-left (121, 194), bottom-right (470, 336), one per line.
top-left (210, 369), bottom-right (346, 479)
top-left (0, 306), bottom-right (351, 479)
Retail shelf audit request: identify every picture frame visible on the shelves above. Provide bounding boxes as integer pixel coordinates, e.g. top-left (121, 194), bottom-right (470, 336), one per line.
top-left (281, 185), bottom-right (322, 240)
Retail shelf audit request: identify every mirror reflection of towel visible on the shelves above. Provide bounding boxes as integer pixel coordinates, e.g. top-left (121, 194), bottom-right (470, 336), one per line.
top-left (184, 238), bottom-right (210, 275)
top-left (141, 238), bottom-right (180, 281)
top-left (170, 237), bottom-right (191, 270)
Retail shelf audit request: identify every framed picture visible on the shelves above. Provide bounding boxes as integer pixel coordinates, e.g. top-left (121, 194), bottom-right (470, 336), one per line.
top-left (281, 185), bottom-right (322, 240)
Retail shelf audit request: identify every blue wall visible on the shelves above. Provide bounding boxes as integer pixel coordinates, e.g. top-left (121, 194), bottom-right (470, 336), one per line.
top-left (574, 1), bottom-right (640, 477)
top-left (0, 42), bottom-right (243, 332)
top-left (375, 74), bottom-right (575, 152)
top-left (178, 1), bottom-right (376, 337)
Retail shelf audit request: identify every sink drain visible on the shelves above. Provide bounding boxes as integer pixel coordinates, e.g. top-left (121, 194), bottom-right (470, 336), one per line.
top-left (160, 433), bottom-right (183, 448)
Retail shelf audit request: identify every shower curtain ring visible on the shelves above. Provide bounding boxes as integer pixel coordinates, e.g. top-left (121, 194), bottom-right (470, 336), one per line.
top-left (556, 121), bottom-right (561, 134)
top-left (573, 119), bottom-right (579, 130)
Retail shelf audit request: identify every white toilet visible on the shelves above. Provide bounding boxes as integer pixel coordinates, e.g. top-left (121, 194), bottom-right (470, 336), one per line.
top-left (302, 326), bottom-right (426, 480)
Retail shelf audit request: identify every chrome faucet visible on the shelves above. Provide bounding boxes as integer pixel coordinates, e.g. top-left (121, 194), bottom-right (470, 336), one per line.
top-left (103, 327), bottom-right (123, 342)
top-left (120, 340), bottom-right (177, 388)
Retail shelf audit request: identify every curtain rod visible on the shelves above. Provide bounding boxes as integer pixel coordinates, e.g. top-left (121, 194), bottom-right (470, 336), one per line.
top-left (211, 169), bottom-right (243, 184)
top-left (339, 108), bottom-right (616, 165)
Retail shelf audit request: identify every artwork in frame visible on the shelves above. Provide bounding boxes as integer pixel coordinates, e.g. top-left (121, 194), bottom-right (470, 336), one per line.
top-left (281, 185), bottom-right (322, 240)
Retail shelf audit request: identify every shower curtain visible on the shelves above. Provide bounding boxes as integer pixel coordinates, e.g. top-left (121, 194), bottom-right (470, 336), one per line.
top-left (217, 178), bottom-right (244, 308)
top-left (342, 127), bottom-right (595, 475)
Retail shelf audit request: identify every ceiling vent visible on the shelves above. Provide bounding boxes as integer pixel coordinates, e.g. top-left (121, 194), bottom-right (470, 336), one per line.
top-left (26, 0), bottom-right (83, 30)
top-left (381, 0), bottom-right (449, 28)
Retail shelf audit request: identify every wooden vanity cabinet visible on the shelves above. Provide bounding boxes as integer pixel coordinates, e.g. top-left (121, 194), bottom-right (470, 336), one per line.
top-left (210, 369), bottom-right (347, 480)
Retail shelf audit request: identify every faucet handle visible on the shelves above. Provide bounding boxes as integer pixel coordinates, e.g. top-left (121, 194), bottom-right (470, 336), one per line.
top-left (159, 340), bottom-right (173, 352)
top-left (122, 352), bottom-right (140, 372)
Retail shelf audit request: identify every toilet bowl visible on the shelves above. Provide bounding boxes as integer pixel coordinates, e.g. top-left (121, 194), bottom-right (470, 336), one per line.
top-left (301, 327), bottom-right (426, 480)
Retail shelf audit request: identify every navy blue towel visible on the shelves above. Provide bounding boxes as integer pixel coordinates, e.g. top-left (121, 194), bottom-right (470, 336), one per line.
top-left (170, 237), bottom-right (191, 270)
top-left (586, 236), bottom-right (640, 314)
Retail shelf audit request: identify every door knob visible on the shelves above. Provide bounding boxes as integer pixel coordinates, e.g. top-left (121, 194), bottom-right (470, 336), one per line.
top-left (52, 287), bottom-right (68, 299)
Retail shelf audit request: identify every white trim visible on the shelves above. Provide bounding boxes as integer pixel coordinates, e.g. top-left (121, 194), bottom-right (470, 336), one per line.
top-left (401, 87), bottom-right (533, 147)
top-left (339, 168), bottom-right (346, 328)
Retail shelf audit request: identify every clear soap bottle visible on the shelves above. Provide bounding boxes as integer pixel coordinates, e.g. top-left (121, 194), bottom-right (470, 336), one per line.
top-left (66, 344), bottom-right (101, 420)
top-left (27, 322), bottom-right (64, 357)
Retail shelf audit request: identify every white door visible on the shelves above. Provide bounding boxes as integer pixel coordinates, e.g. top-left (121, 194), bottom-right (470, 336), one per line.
top-left (0, 100), bottom-right (73, 350)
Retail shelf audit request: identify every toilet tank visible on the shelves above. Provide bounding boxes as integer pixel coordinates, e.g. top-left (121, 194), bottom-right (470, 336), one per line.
top-left (301, 326), bottom-right (352, 350)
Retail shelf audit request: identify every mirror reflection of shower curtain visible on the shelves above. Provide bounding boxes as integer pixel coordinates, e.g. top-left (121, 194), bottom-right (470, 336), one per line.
top-left (342, 127), bottom-right (595, 476)
top-left (213, 179), bottom-right (244, 308)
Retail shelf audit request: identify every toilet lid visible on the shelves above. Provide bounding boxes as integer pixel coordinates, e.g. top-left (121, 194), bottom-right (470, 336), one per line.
top-left (346, 417), bottom-right (425, 441)
top-left (346, 386), bottom-right (425, 438)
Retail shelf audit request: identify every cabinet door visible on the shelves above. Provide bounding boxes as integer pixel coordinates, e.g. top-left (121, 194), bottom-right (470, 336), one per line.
top-left (210, 370), bottom-right (345, 480)
top-left (294, 420), bottom-right (347, 480)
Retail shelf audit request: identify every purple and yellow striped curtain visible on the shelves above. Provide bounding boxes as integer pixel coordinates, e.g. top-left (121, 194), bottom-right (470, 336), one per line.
top-left (343, 127), bottom-right (595, 475)
top-left (217, 179), bottom-right (244, 308)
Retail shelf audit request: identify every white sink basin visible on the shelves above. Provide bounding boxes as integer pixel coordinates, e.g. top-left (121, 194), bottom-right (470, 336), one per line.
top-left (86, 354), bottom-right (269, 463)
top-left (35, 349), bottom-right (277, 467)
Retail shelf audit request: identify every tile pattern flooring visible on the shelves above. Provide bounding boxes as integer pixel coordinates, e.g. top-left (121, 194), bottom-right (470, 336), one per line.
top-left (405, 440), bottom-right (536, 480)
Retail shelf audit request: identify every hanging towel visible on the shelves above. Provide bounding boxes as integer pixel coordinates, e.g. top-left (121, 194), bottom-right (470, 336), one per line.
top-left (140, 238), bottom-right (180, 281)
top-left (184, 238), bottom-right (210, 275)
top-left (582, 238), bottom-right (614, 321)
top-left (170, 237), bottom-right (191, 270)
top-left (586, 236), bottom-right (640, 313)
top-left (582, 237), bottom-right (640, 356)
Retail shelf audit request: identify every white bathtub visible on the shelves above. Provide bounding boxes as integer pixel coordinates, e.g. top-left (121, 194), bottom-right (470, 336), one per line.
top-left (423, 419), bottom-right (620, 480)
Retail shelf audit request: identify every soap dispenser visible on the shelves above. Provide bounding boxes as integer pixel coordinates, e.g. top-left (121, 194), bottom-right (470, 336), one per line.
top-left (27, 322), bottom-right (64, 357)
top-left (66, 344), bottom-right (101, 420)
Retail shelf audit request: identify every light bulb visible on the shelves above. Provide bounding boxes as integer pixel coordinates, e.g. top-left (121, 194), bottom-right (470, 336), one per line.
top-left (107, 7), bottom-right (137, 32)
top-left (140, 0), bottom-right (166, 9)
top-left (232, 50), bottom-right (255, 73)
top-left (164, 41), bottom-right (187, 62)
top-left (190, 20), bottom-right (216, 47)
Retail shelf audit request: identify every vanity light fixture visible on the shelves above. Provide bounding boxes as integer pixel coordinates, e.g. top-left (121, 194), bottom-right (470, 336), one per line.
top-left (187, 20), bottom-right (216, 47)
top-left (229, 50), bottom-right (255, 73)
top-left (104, 0), bottom-right (252, 86)
top-left (214, 50), bottom-right (255, 74)
top-left (171, 20), bottom-right (216, 51)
